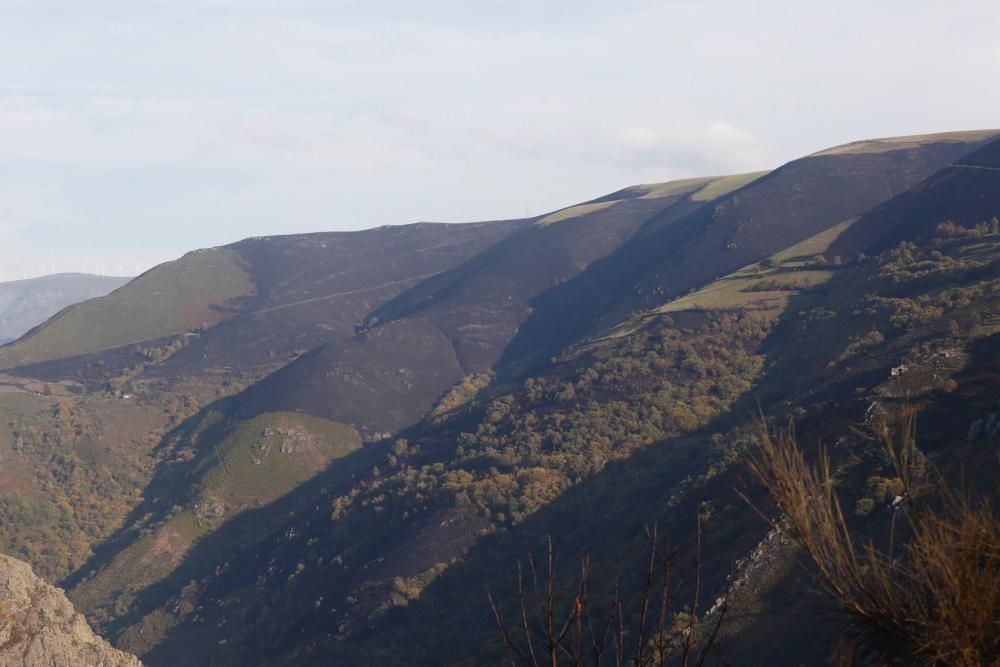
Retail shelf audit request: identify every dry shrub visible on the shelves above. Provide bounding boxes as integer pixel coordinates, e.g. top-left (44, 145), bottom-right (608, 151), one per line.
top-left (746, 421), bottom-right (1000, 666)
top-left (488, 525), bottom-right (725, 667)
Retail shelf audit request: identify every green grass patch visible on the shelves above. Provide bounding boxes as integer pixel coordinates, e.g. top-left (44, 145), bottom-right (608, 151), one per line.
top-left (0, 248), bottom-right (254, 369)
top-left (628, 171), bottom-right (768, 202)
top-left (535, 201), bottom-right (618, 227)
top-left (195, 412), bottom-right (360, 506)
top-left (630, 176), bottom-right (718, 199)
top-left (689, 171), bottom-right (770, 201)
top-left (656, 218), bottom-right (858, 314)
top-left (769, 218), bottom-right (857, 265)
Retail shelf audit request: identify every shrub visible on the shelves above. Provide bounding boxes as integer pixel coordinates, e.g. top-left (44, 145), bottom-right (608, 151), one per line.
top-left (745, 421), bottom-right (1000, 665)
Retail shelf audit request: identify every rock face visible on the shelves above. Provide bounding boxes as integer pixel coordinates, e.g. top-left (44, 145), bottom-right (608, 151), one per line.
top-left (0, 553), bottom-right (142, 667)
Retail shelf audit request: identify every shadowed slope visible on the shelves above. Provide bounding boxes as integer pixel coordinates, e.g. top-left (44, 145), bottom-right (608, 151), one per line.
top-left (0, 221), bottom-right (527, 379)
top-left (231, 175), bottom-right (754, 433)
top-left (156, 221), bottom-right (528, 376)
top-left (42, 129), bottom-right (1000, 666)
top-left (829, 135), bottom-right (1000, 255)
top-left (499, 130), bottom-right (998, 372)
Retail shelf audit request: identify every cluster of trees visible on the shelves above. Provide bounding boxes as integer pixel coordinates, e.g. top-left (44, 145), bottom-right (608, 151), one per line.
top-left (324, 310), bottom-right (772, 535)
top-left (934, 218), bottom-right (1000, 239)
top-left (818, 229), bottom-right (1000, 370)
top-left (428, 370), bottom-right (495, 422)
top-left (1, 400), bottom-right (152, 580)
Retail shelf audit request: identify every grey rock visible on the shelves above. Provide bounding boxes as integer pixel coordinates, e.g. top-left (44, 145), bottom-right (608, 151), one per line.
top-left (0, 553), bottom-right (142, 667)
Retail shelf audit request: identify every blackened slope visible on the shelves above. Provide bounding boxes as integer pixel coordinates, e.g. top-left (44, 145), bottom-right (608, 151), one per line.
top-left (153, 220), bottom-right (527, 376)
top-left (500, 133), bottom-right (997, 372)
top-left (228, 176), bottom-right (742, 433)
top-left (829, 136), bottom-right (1000, 256)
top-left (232, 222), bottom-right (525, 309)
top-left (360, 180), bottom-right (728, 371)
top-left (235, 319), bottom-right (464, 435)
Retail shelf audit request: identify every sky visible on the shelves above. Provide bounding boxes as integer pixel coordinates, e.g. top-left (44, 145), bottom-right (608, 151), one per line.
top-left (1, 1), bottom-right (999, 279)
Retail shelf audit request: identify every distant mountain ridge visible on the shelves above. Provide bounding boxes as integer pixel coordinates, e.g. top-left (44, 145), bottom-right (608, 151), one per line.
top-left (0, 273), bottom-right (129, 344)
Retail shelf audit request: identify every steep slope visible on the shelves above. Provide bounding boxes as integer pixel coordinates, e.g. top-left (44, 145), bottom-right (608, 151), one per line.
top-left (0, 273), bottom-right (130, 343)
top-left (155, 221), bottom-right (527, 376)
top-left (0, 376), bottom-right (167, 582)
top-left (98, 133), bottom-right (1000, 666)
top-left (0, 221), bottom-right (526, 375)
top-left (317, 144), bottom-right (1000, 665)
top-left (53, 175), bottom-right (766, 646)
top-left (829, 134), bottom-right (1000, 255)
top-left (233, 174), bottom-right (763, 434)
top-left (0, 221), bottom-right (527, 598)
top-left (0, 248), bottom-right (254, 369)
top-left (277, 143), bottom-right (1000, 666)
top-left (361, 172), bottom-right (766, 371)
top-left (499, 129), bottom-right (998, 371)
top-left (68, 410), bottom-right (365, 645)
top-left (0, 553), bottom-right (142, 666)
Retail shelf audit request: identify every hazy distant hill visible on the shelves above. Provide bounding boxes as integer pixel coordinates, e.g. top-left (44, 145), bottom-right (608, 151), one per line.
top-left (0, 273), bottom-right (130, 344)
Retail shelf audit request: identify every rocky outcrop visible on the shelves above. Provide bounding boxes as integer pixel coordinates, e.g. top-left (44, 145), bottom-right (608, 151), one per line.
top-left (0, 553), bottom-right (141, 667)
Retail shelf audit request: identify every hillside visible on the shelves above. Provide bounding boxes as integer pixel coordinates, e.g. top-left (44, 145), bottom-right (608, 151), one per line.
top-left (0, 249), bottom-right (254, 369)
top-left (0, 273), bottom-right (129, 344)
top-left (218, 133), bottom-right (999, 665)
top-left (500, 129), bottom-right (998, 371)
top-left (48, 171), bottom-right (774, 645)
top-left (224, 132), bottom-right (994, 436)
top-left (0, 130), bottom-right (996, 665)
top-left (830, 133), bottom-right (1000, 255)
top-left (0, 221), bottom-right (525, 374)
top-left (233, 174), bottom-right (756, 434)
top-left (0, 220), bottom-right (527, 587)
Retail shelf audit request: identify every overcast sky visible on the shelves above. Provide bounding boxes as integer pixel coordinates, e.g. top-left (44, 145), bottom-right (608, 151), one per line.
top-left (1, 0), bottom-right (998, 279)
